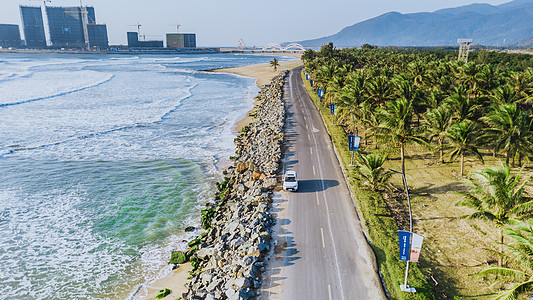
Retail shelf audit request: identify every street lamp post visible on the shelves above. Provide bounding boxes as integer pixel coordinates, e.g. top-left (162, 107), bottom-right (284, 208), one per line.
top-left (390, 168), bottom-right (416, 293)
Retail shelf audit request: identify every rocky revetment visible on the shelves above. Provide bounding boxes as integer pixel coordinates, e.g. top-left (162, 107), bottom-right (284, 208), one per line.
top-left (177, 71), bottom-right (288, 299)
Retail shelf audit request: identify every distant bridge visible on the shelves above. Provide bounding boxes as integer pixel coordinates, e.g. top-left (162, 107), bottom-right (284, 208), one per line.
top-left (261, 43), bottom-right (305, 53)
top-left (221, 43), bottom-right (306, 54)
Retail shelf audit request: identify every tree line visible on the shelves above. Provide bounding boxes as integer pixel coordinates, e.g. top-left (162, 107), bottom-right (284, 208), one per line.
top-left (302, 44), bottom-right (533, 299)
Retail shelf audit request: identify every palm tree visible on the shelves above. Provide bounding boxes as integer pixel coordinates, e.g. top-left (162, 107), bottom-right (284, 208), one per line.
top-left (444, 86), bottom-right (482, 122)
top-left (366, 75), bottom-right (394, 107)
top-left (353, 152), bottom-right (393, 191)
top-left (270, 58), bottom-right (280, 71)
top-left (338, 73), bottom-right (366, 135)
top-left (481, 104), bottom-right (533, 167)
top-left (491, 84), bottom-right (522, 105)
top-left (476, 219), bottom-right (533, 300)
top-left (457, 165), bottom-right (533, 266)
top-left (425, 106), bottom-right (453, 163)
top-left (446, 120), bottom-right (484, 176)
top-left (373, 97), bottom-right (428, 174)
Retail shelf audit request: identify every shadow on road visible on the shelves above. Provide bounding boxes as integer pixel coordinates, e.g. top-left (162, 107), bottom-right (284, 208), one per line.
top-left (261, 218), bottom-right (300, 299)
top-left (297, 179), bottom-right (339, 193)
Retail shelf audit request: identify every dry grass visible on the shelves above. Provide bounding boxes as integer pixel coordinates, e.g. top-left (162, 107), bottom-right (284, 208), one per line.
top-left (386, 143), bottom-right (521, 299)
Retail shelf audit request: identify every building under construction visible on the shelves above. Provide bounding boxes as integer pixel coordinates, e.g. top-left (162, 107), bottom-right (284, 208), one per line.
top-left (0, 24), bottom-right (23, 48)
top-left (46, 6), bottom-right (108, 49)
top-left (166, 33), bottom-right (196, 49)
top-left (19, 6), bottom-right (46, 48)
top-left (18, 5), bottom-right (108, 49)
top-left (127, 32), bottom-right (163, 48)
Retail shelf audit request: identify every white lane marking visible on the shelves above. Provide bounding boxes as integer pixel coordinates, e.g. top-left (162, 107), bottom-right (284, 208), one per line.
top-left (308, 134), bottom-right (311, 141)
top-left (303, 116), bottom-right (306, 121)
top-left (299, 85), bottom-right (346, 300)
top-left (310, 147), bottom-right (313, 155)
top-left (306, 124), bottom-right (309, 130)
top-left (321, 227), bottom-right (326, 248)
top-left (313, 165), bottom-right (316, 176)
top-left (316, 193), bottom-right (320, 206)
top-left (328, 285), bottom-right (332, 300)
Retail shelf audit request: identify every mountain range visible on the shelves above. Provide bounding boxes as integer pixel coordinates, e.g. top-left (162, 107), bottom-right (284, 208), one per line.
top-left (297, 0), bottom-right (533, 47)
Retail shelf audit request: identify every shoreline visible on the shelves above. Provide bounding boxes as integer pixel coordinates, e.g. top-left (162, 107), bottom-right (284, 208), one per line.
top-left (135, 57), bottom-right (300, 299)
top-left (217, 58), bottom-right (303, 133)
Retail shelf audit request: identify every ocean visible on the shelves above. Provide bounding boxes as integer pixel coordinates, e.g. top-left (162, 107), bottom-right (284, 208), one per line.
top-left (0, 53), bottom-right (294, 299)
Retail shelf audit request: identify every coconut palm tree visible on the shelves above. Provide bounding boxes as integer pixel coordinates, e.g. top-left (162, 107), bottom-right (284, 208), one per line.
top-left (457, 165), bottom-right (533, 267)
top-left (270, 58), bottom-right (280, 71)
top-left (425, 106), bottom-right (453, 163)
top-left (444, 86), bottom-right (482, 123)
top-left (338, 72), bottom-right (366, 135)
top-left (373, 97), bottom-right (428, 174)
top-left (491, 84), bottom-right (522, 105)
top-left (481, 104), bottom-right (533, 167)
top-left (446, 120), bottom-right (484, 176)
top-left (353, 152), bottom-right (393, 191)
top-left (366, 75), bottom-right (394, 107)
top-left (476, 219), bottom-right (533, 300)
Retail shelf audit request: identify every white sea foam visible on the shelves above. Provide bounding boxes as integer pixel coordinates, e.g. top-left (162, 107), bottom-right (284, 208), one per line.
top-left (0, 53), bottom-right (268, 299)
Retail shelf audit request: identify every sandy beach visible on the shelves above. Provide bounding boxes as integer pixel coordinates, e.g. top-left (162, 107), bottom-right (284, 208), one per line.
top-left (215, 57), bottom-right (303, 132)
top-left (136, 56), bottom-right (302, 299)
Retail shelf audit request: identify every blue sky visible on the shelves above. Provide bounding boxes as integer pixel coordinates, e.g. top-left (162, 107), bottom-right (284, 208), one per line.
top-left (1, 0), bottom-right (511, 47)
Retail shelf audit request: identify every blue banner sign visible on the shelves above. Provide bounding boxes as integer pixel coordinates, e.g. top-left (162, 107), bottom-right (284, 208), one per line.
top-left (310, 80), bottom-right (314, 87)
top-left (348, 135), bottom-right (361, 151)
top-left (306, 74), bottom-right (310, 80)
top-left (317, 89), bottom-right (324, 98)
top-left (330, 103), bottom-right (335, 115)
top-left (399, 231), bottom-right (411, 261)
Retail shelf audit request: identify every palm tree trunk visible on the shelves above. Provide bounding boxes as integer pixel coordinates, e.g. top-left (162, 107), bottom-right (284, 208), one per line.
top-left (460, 153), bottom-right (465, 177)
top-left (439, 138), bottom-right (444, 164)
top-left (498, 227), bottom-right (503, 268)
top-left (506, 149), bottom-right (510, 166)
top-left (401, 143), bottom-right (406, 174)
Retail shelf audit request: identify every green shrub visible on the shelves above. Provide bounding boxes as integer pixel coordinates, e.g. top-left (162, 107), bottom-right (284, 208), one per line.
top-left (155, 288), bottom-right (171, 299)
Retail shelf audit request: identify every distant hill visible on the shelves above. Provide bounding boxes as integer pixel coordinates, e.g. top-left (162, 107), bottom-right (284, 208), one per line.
top-left (297, 0), bottom-right (533, 47)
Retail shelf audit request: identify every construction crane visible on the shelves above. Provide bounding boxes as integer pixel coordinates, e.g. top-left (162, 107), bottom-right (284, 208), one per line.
top-left (64, 1), bottom-right (90, 50)
top-left (128, 23), bottom-right (142, 35)
top-left (169, 23), bottom-right (181, 33)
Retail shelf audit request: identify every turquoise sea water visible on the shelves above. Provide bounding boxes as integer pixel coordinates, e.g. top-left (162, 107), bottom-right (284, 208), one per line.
top-left (0, 53), bottom-right (293, 299)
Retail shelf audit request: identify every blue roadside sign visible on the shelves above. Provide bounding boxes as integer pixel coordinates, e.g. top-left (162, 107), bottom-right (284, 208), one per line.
top-left (310, 80), bottom-right (314, 87)
top-left (318, 89), bottom-right (324, 98)
top-left (348, 135), bottom-right (361, 151)
top-left (330, 103), bottom-right (335, 115)
top-left (399, 231), bottom-right (411, 261)
top-left (306, 74), bottom-right (310, 80)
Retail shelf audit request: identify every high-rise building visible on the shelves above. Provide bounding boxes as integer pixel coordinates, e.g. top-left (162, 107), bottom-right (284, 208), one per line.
top-left (87, 24), bottom-right (108, 49)
top-left (20, 6), bottom-right (46, 48)
top-left (166, 33), bottom-right (196, 49)
top-left (46, 6), bottom-right (107, 49)
top-left (46, 6), bottom-right (86, 48)
top-left (0, 24), bottom-right (23, 48)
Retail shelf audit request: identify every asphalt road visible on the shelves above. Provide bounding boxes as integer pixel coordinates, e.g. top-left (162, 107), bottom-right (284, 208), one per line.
top-left (262, 67), bottom-right (386, 299)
